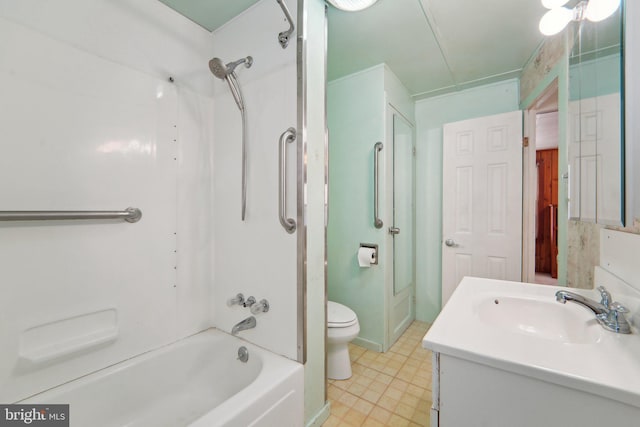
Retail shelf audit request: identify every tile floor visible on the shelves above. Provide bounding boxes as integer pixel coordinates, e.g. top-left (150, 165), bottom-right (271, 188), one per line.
top-left (323, 321), bottom-right (432, 427)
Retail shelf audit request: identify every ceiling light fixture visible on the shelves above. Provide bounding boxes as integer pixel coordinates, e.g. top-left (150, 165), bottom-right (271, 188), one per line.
top-left (538, 0), bottom-right (620, 36)
top-left (326, 0), bottom-right (379, 12)
top-left (585, 0), bottom-right (621, 22)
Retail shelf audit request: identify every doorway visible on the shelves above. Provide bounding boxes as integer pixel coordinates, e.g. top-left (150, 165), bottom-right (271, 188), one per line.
top-left (524, 81), bottom-right (559, 286)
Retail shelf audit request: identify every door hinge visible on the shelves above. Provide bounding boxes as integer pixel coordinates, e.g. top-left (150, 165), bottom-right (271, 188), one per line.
top-left (523, 137), bottom-right (529, 148)
top-left (412, 147), bottom-right (416, 156)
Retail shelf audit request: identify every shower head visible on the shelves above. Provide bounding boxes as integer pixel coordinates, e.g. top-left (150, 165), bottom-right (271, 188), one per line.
top-left (208, 56), bottom-right (253, 79)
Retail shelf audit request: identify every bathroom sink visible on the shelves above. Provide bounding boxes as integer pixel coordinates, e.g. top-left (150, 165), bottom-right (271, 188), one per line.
top-left (476, 296), bottom-right (602, 344)
top-left (423, 275), bottom-right (640, 413)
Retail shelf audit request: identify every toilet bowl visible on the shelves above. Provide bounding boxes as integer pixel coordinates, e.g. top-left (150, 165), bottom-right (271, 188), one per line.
top-left (327, 301), bottom-right (360, 380)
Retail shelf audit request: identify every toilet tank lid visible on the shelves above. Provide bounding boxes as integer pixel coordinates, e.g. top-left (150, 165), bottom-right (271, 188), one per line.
top-left (328, 301), bottom-right (358, 325)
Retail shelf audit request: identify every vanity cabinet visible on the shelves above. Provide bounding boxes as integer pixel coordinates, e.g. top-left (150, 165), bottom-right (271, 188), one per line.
top-left (431, 352), bottom-right (640, 426)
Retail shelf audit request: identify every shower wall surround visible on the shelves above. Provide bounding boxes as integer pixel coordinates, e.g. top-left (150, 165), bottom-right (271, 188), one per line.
top-left (0, 0), bottom-right (215, 402)
top-left (211, 0), bottom-right (300, 360)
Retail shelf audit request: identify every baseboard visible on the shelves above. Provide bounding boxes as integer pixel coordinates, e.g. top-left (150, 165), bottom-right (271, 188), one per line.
top-left (352, 337), bottom-right (382, 352)
top-left (306, 401), bottom-right (330, 427)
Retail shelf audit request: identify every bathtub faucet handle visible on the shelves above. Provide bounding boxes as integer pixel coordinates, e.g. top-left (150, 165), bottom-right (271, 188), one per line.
top-left (250, 299), bottom-right (270, 315)
top-left (243, 296), bottom-right (256, 308)
top-left (227, 293), bottom-right (245, 307)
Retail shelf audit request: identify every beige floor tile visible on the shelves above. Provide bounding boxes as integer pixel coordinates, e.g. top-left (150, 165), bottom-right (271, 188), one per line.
top-left (406, 383), bottom-right (425, 398)
top-left (383, 386), bottom-right (403, 401)
top-left (388, 414), bottom-right (411, 427)
top-left (368, 379), bottom-right (388, 394)
top-left (338, 392), bottom-right (358, 407)
top-left (362, 417), bottom-right (386, 427)
top-left (411, 407), bottom-right (430, 425)
top-left (343, 408), bottom-right (367, 426)
top-left (324, 320), bottom-right (434, 427)
top-left (321, 415), bottom-right (343, 427)
top-left (327, 385), bottom-right (344, 401)
top-left (368, 406), bottom-right (392, 424)
top-left (389, 378), bottom-right (410, 392)
top-left (352, 397), bottom-right (374, 416)
top-left (347, 382), bottom-right (367, 396)
top-left (355, 375), bottom-right (373, 388)
top-left (395, 402), bottom-right (416, 419)
top-left (372, 372), bottom-right (390, 384)
top-left (361, 389), bottom-right (383, 404)
top-left (377, 395), bottom-right (399, 412)
top-left (400, 394), bottom-right (419, 409)
top-left (331, 401), bottom-right (350, 418)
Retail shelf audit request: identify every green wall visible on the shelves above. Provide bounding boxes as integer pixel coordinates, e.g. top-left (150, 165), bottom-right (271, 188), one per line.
top-left (327, 64), bottom-right (413, 351)
top-left (414, 79), bottom-right (520, 322)
top-left (569, 53), bottom-right (622, 100)
top-left (327, 66), bottom-right (386, 350)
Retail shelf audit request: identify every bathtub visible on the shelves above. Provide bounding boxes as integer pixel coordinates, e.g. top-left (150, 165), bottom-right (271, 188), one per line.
top-left (20, 329), bottom-right (304, 427)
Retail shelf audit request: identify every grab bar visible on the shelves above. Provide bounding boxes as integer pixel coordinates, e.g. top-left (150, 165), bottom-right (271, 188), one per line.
top-left (374, 142), bottom-right (383, 229)
top-left (0, 207), bottom-right (142, 223)
top-left (276, 0), bottom-right (295, 49)
top-left (279, 127), bottom-right (297, 233)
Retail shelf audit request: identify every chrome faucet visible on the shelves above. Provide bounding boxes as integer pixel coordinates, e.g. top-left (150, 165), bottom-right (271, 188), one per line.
top-left (555, 286), bottom-right (631, 334)
top-left (232, 316), bottom-right (256, 335)
top-left (555, 288), bottom-right (608, 316)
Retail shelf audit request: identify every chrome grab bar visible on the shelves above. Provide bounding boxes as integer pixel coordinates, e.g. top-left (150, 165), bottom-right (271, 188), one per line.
top-left (275, 0), bottom-right (295, 49)
top-left (374, 142), bottom-right (383, 229)
top-left (279, 127), bottom-right (297, 233)
top-left (0, 207), bottom-right (142, 223)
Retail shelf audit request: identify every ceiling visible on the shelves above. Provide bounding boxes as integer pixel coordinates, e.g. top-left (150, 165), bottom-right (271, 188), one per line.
top-left (157, 0), bottom-right (551, 99)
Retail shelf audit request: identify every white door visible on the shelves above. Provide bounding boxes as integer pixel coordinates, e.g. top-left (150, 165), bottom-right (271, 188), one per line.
top-left (442, 111), bottom-right (523, 305)
top-left (388, 112), bottom-right (415, 346)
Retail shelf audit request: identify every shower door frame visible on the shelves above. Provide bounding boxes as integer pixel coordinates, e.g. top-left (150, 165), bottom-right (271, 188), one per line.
top-left (385, 105), bottom-right (416, 349)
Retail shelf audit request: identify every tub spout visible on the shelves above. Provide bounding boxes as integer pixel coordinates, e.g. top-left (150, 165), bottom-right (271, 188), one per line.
top-left (232, 316), bottom-right (256, 335)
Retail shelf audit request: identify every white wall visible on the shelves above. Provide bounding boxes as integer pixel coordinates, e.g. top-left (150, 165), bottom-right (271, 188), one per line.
top-left (0, 0), bottom-right (214, 402)
top-left (211, 0), bottom-right (300, 360)
top-left (536, 112), bottom-right (559, 150)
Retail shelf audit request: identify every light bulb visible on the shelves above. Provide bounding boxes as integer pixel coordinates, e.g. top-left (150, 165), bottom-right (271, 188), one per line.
top-left (585, 0), bottom-right (620, 22)
top-left (539, 7), bottom-right (574, 36)
top-left (327, 0), bottom-right (379, 12)
top-left (541, 0), bottom-right (569, 9)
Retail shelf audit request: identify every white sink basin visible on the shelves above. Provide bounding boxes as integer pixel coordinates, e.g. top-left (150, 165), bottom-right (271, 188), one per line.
top-left (475, 296), bottom-right (602, 344)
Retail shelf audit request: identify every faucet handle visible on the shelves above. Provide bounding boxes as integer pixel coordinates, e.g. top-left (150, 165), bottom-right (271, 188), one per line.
top-left (250, 299), bottom-right (270, 315)
top-left (610, 301), bottom-right (629, 313)
top-left (227, 293), bottom-right (245, 307)
top-left (603, 301), bottom-right (632, 334)
top-left (597, 286), bottom-right (611, 307)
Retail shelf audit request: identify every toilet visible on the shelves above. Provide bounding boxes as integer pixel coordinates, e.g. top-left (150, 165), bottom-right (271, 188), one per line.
top-left (327, 301), bottom-right (360, 380)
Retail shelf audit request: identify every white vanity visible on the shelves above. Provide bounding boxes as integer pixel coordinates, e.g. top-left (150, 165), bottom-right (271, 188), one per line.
top-left (423, 229), bottom-right (640, 426)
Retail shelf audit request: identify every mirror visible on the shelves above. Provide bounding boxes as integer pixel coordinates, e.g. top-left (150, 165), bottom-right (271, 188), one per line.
top-left (568, 5), bottom-right (624, 225)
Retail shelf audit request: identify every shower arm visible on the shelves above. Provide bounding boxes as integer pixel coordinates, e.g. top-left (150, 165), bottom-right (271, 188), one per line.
top-left (276, 0), bottom-right (295, 49)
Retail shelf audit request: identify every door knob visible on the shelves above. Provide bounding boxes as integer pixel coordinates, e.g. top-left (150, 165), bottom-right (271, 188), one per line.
top-left (445, 239), bottom-right (457, 247)
top-left (389, 227), bottom-right (400, 235)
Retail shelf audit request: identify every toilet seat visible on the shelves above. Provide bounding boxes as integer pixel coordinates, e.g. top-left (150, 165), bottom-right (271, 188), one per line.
top-left (328, 301), bottom-right (358, 328)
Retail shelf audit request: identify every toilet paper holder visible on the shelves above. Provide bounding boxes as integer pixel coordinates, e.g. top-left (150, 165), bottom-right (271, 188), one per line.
top-left (360, 243), bottom-right (378, 265)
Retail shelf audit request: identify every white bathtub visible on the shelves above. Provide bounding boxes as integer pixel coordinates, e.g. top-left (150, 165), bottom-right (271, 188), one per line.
top-left (20, 329), bottom-right (304, 427)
